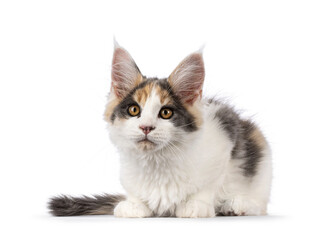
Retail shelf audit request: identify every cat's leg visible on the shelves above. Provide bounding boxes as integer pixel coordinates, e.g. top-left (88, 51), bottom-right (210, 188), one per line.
top-left (217, 175), bottom-right (270, 216)
top-left (114, 195), bottom-right (153, 218)
top-left (175, 188), bottom-right (215, 218)
top-left (217, 152), bottom-right (272, 216)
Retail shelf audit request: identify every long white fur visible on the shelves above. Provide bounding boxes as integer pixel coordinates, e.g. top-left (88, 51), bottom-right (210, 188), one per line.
top-left (107, 88), bottom-right (272, 218)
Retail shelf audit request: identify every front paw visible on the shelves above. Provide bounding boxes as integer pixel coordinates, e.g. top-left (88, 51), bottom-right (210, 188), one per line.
top-left (176, 200), bottom-right (215, 218)
top-left (114, 200), bottom-right (152, 218)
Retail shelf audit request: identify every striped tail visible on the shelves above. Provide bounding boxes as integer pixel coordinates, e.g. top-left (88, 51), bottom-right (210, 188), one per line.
top-left (48, 194), bottom-right (125, 216)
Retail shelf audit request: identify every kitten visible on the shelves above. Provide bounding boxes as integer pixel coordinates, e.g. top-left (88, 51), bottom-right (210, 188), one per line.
top-left (49, 44), bottom-right (272, 218)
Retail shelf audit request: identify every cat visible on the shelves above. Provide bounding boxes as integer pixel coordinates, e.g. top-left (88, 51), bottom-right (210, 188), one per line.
top-left (49, 43), bottom-right (272, 218)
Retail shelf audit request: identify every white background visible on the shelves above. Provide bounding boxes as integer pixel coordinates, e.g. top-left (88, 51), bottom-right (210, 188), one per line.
top-left (1, 0), bottom-right (320, 239)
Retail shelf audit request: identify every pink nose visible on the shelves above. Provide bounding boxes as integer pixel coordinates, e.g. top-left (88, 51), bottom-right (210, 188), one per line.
top-left (139, 125), bottom-right (155, 135)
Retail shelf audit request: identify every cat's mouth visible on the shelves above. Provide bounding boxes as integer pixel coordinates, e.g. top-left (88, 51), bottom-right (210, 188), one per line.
top-left (138, 137), bottom-right (155, 144)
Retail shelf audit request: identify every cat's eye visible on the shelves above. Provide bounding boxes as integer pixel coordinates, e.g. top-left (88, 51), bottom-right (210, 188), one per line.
top-left (160, 108), bottom-right (173, 119)
top-left (128, 105), bottom-right (140, 117)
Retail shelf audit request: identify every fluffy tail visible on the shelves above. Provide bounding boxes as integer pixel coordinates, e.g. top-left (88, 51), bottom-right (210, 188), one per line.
top-left (48, 194), bottom-right (125, 216)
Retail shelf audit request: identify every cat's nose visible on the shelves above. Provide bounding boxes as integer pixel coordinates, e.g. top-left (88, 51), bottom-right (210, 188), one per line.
top-left (139, 125), bottom-right (155, 135)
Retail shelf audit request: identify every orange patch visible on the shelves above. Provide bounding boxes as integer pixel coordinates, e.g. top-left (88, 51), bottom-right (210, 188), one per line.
top-left (185, 102), bottom-right (203, 128)
top-left (133, 82), bottom-right (155, 106)
top-left (134, 74), bottom-right (144, 87)
top-left (250, 127), bottom-right (267, 149)
top-left (155, 85), bottom-right (173, 105)
top-left (133, 82), bottom-right (175, 107)
top-left (104, 94), bottom-right (120, 123)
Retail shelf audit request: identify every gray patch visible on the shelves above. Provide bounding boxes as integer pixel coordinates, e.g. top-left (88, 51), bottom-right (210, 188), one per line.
top-left (237, 120), bottom-right (263, 177)
top-left (48, 194), bottom-right (125, 216)
top-left (214, 105), bottom-right (240, 143)
top-left (157, 79), bottom-right (197, 132)
top-left (230, 120), bottom-right (263, 177)
top-left (210, 99), bottom-right (263, 177)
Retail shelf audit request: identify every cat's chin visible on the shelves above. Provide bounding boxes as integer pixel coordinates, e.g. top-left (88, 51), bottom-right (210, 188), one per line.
top-left (136, 139), bottom-right (157, 151)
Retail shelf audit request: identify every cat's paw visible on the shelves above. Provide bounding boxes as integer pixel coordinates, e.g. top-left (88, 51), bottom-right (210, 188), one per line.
top-left (114, 200), bottom-right (152, 218)
top-left (176, 200), bottom-right (215, 218)
top-left (218, 197), bottom-right (263, 216)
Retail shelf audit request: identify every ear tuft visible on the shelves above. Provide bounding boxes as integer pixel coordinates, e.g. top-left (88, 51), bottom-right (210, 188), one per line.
top-left (168, 52), bottom-right (205, 104)
top-left (113, 37), bottom-right (121, 50)
top-left (111, 45), bottom-right (142, 98)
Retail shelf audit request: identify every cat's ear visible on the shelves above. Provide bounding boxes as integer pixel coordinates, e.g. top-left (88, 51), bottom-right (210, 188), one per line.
top-left (168, 52), bottom-right (205, 104)
top-left (111, 44), bottom-right (143, 98)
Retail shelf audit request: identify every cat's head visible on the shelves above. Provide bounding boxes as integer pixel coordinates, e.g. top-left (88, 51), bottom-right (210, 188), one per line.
top-left (105, 44), bottom-right (205, 153)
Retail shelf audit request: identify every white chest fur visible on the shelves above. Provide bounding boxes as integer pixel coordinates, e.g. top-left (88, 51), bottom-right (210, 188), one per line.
top-left (118, 117), bottom-right (233, 216)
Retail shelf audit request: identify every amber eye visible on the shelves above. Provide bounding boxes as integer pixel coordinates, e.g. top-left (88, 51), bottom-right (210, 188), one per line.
top-left (128, 105), bottom-right (140, 117)
top-left (160, 108), bottom-right (173, 119)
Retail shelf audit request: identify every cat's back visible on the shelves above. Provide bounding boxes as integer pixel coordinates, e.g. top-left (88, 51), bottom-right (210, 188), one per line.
top-left (201, 97), bottom-right (271, 177)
